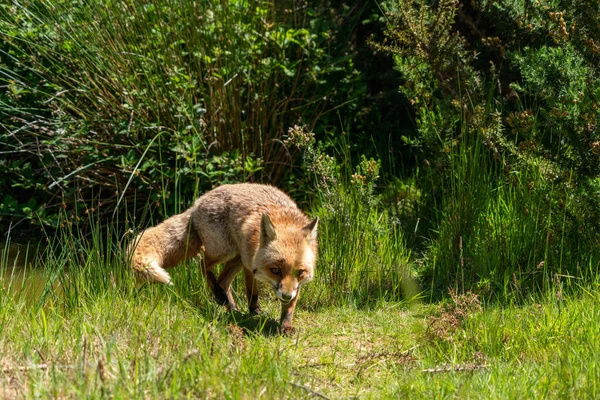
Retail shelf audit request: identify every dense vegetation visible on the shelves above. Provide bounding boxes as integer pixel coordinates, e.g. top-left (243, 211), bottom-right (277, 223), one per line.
top-left (3, 0), bottom-right (600, 296)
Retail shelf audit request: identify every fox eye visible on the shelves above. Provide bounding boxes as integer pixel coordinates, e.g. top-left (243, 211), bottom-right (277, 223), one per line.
top-left (270, 267), bottom-right (281, 276)
top-left (297, 270), bottom-right (306, 278)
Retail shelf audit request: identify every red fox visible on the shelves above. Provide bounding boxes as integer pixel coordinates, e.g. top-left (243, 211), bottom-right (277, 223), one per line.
top-left (128, 183), bottom-right (318, 335)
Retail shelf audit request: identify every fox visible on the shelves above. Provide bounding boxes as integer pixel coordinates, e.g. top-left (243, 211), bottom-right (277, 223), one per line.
top-left (128, 183), bottom-right (318, 335)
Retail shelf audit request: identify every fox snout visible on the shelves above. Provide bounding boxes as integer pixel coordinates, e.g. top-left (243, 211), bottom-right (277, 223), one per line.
top-left (276, 284), bottom-right (297, 303)
top-left (275, 273), bottom-right (299, 303)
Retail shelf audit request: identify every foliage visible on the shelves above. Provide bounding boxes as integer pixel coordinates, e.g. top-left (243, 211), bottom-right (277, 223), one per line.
top-left (0, 0), bottom-right (390, 231)
top-left (4, 0), bottom-right (600, 298)
top-left (285, 125), bottom-right (415, 304)
top-left (376, 0), bottom-right (600, 295)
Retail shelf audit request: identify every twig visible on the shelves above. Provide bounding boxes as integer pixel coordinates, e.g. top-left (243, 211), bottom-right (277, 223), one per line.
top-left (300, 361), bottom-right (336, 369)
top-left (2, 364), bottom-right (48, 373)
top-left (0, 149), bottom-right (37, 155)
top-left (289, 382), bottom-right (331, 400)
top-left (49, 158), bottom-right (113, 189)
top-left (82, 335), bottom-right (87, 377)
top-left (1, 361), bottom-right (104, 374)
top-left (359, 344), bottom-right (420, 360)
top-left (422, 363), bottom-right (489, 373)
top-left (127, 109), bottom-right (134, 134)
top-left (223, 73), bottom-right (239, 87)
top-left (120, 52), bottom-right (156, 63)
top-left (42, 89), bottom-right (88, 104)
top-left (97, 359), bottom-right (106, 383)
top-left (258, 386), bottom-right (267, 398)
top-left (36, 136), bottom-right (61, 189)
top-left (35, 349), bottom-right (46, 364)
top-left (2, 364), bottom-right (52, 373)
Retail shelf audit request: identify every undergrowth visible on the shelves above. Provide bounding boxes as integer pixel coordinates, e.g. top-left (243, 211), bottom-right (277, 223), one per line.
top-left (3, 231), bottom-right (600, 398)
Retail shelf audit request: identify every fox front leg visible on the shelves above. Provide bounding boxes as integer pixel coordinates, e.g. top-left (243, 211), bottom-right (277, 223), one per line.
top-left (244, 268), bottom-right (261, 315)
top-left (279, 289), bottom-right (299, 336)
top-left (216, 257), bottom-right (244, 312)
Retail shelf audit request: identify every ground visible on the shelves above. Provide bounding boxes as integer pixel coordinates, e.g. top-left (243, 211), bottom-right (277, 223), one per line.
top-left (1, 279), bottom-right (599, 399)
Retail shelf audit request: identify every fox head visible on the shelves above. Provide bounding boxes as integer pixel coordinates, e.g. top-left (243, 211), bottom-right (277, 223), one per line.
top-left (252, 213), bottom-right (319, 303)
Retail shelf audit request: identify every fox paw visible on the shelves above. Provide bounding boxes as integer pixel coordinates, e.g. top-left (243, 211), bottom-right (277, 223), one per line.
top-left (214, 291), bottom-right (230, 307)
top-left (249, 306), bottom-right (262, 316)
top-left (280, 325), bottom-right (296, 336)
top-left (227, 303), bottom-right (240, 313)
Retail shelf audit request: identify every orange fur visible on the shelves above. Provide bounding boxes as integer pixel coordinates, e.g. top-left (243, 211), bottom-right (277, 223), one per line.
top-left (127, 183), bottom-right (318, 334)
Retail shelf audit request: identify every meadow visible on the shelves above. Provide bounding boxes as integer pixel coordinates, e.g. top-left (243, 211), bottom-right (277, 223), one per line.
top-left (3, 234), bottom-right (600, 398)
top-left (3, 0), bottom-right (600, 398)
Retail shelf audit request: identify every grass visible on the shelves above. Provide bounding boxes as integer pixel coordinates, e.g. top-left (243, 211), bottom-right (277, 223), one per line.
top-left (4, 123), bottom-right (598, 398)
top-left (2, 235), bottom-right (600, 399)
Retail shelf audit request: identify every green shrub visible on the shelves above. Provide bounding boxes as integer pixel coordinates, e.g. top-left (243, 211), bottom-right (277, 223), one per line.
top-left (377, 0), bottom-right (600, 295)
top-left (0, 0), bottom-right (380, 231)
top-left (285, 125), bottom-right (415, 305)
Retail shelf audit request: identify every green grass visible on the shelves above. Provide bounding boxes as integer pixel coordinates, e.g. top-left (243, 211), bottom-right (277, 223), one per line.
top-left (2, 236), bottom-right (600, 399)
top-left (3, 122), bottom-right (597, 397)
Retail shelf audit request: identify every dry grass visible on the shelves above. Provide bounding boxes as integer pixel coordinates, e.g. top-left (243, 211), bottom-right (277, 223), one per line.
top-left (426, 290), bottom-right (482, 342)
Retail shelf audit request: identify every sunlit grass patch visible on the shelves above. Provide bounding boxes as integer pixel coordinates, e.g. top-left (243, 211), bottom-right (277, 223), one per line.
top-left (2, 255), bottom-right (600, 399)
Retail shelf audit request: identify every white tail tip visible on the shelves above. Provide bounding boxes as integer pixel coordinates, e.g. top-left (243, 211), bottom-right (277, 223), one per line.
top-left (139, 261), bottom-right (172, 285)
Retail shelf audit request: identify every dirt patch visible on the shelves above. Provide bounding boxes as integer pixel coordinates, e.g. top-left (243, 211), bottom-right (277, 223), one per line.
top-left (356, 345), bottom-right (418, 368)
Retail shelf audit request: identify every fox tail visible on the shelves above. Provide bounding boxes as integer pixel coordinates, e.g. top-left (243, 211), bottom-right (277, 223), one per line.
top-left (135, 260), bottom-right (173, 285)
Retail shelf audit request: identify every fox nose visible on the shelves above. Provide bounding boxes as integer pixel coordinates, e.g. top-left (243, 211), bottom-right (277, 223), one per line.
top-left (276, 288), bottom-right (296, 302)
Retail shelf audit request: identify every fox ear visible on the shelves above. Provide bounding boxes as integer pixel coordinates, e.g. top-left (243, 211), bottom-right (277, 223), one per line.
top-left (302, 217), bottom-right (319, 242)
top-left (260, 213), bottom-right (277, 245)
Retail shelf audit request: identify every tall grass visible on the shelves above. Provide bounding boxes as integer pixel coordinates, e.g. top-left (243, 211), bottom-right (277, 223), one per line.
top-left (283, 125), bottom-right (416, 306)
top-left (421, 111), bottom-right (600, 299)
top-left (306, 188), bottom-right (414, 307)
top-left (4, 221), bottom-right (600, 397)
top-left (0, 0), bottom-right (328, 228)
top-left (3, 0), bottom-right (309, 151)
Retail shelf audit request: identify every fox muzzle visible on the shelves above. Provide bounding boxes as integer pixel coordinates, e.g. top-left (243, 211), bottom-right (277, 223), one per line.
top-left (276, 288), bottom-right (297, 303)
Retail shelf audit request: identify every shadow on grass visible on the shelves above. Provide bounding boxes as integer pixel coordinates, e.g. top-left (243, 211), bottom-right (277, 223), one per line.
top-left (177, 291), bottom-right (282, 337)
top-left (223, 309), bottom-right (282, 337)
top-left (146, 276), bottom-right (285, 337)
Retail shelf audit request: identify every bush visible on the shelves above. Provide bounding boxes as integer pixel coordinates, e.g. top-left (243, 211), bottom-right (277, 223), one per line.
top-left (285, 125), bottom-right (415, 305)
top-left (377, 0), bottom-right (600, 295)
top-left (1, 0), bottom-right (388, 231)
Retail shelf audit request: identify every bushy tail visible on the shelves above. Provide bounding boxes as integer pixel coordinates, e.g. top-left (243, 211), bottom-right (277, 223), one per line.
top-left (128, 208), bottom-right (202, 285)
top-left (135, 260), bottom-right (173, 285)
